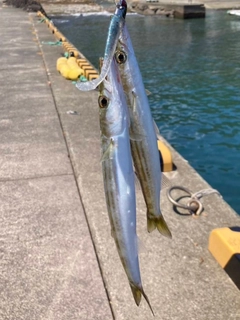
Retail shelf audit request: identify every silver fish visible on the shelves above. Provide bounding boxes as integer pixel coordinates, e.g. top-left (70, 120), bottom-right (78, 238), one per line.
top-left (76, 0), bottom-right (127, 92)
top-left (115, 24), bottom-right (172, 237)
top-left (99, 57), bottom-right (154, 314)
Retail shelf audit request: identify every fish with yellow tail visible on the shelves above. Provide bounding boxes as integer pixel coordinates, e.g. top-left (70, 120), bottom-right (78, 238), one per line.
top-left (115, 24), bottom-right (172, 238)
top-left (99, 56), bottom-right (154, 315)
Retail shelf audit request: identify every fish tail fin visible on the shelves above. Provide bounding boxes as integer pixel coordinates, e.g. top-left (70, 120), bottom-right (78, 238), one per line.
top-left (130, 283), bottom-right (155, 316)
top-left (130, 284), bottom-right (142, 306)
top-left (147, 212), bottom-right (172, 238)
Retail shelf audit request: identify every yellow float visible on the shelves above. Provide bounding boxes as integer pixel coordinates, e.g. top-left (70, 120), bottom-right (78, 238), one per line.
top-left (56, 57), bottom-right (84, 81)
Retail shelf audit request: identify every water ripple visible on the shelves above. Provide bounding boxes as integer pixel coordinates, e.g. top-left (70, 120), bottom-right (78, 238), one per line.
top-left (55, 10), bottom-right (240, 214)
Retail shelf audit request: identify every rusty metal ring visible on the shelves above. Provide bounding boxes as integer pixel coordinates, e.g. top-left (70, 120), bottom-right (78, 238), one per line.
top-left (167, 186), bottom-right (202, 215)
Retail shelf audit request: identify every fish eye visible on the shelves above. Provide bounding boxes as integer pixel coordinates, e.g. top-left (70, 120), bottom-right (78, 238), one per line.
top-left (115, 50), bottom-right (127, 64)
top-left (98, 95), bottom-right (109, 108)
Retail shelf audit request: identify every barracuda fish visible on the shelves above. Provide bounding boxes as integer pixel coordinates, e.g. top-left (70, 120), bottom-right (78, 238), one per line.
top-left (99, 57), bottom-right (154, 315)
top-left (115, 24), bottom-right (172, 238)
top-left (76, 0), bottom-right (127, 92)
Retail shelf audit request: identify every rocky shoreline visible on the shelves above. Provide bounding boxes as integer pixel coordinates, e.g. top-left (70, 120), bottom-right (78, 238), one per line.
top-left (131, 2), bottom-right (174, 17)
top-left (3, 0), bottom-right (240, 16)
top-left (3, 0), bottom-right (49, 16)
top-left (40, 3), bottom-right (105, 15)
top-left (41, 2), bottom-right (174, 16)
top-left (3, 0), bottom-right (175, 16)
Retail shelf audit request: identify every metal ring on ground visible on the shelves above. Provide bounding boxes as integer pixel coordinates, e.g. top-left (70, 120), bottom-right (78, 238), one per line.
top-left (167, 186), bottom-right (203, 215)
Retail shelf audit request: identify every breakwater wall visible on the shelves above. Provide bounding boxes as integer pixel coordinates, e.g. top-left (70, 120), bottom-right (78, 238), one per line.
top-left (40, 0), bottom-right (240, 10)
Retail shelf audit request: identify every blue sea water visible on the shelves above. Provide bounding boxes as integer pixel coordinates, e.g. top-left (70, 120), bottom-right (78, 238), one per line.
top-left (53, 10), bottom-right (240, 214)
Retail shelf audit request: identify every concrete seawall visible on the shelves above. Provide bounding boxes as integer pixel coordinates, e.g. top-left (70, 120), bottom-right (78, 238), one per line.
top-left (0, 2), bottom-right (240, 319)
top-left (40, 0), bottom-right (240, 13)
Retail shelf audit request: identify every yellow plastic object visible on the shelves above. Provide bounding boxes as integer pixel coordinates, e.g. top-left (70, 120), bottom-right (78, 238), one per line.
top-left (56, 57), bottom-right (67, 71)
top-left (67, 56), bottom-right (76, 63)
top-left (157, 140), bottom-right (173, 172)
top-left (56, 57), bottom-right (84, 80)
top-left (63, 42), bottom-right (75, 49)
top-left (85, 69), bottom-right (99, 80)
top-left (76, 59), bottom-right (99, 80)
top-left (63, 43), bottom-right (79, 57)
top-left (209, 227), bottom-right (240, 289)
top-left (77, 59), bottom-right (94, 70)
top-left (37, 11), bottom-right (42, 17)
top-left (76, 58), bottom-right (87, 66)
top-left (66, 50), bottom-right (79, 58)
top-left (48, 22), bottom-right (56, 33)
top-left (60, 64), bottom-right (70, 79)
top-left (68, 69), bottom-right (82, 80)
top-left (54, 31), bottom-right (66, 42)
top-left (67, 57), bottom-right (79, 67)
top-left (73, 50), bottom-right (80, 58)
top-left (67, 58), bottom-right (84, 77)
top-left (67, 58), bottom-right (83, 72)
top-left (37, 11), bottom-right (45, 18)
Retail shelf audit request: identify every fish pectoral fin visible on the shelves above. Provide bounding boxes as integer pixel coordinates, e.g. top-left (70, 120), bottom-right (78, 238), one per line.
top-left (101, 140), bottom-right (115, 162)
top-left (147, 212), bottom-right (172, 238)
top-left (145, 88), bottom-right (152, 96)
top-left (130, 283), bottom-right (155, 316)
top-left (131, 90), bottom-right (138, 114)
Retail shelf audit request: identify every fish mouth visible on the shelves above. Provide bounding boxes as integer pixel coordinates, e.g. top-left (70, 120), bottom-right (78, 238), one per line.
top-left (115, 0), bottom-right (127, 18)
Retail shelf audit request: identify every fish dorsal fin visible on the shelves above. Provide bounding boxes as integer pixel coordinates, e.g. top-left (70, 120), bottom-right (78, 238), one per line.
top-left (153, 120), bottom-right (161, 140)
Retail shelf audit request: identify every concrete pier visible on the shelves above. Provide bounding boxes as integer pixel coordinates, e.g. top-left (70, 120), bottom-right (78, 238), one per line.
top-left (0, 2), bottom-right (240, 319)
top-left (167, 3), bottom-right (205, 18)
top-left (132, 2), bottom-right (206, 18)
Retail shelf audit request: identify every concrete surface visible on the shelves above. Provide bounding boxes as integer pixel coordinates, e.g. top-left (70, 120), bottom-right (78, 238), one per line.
top-left (1, 2), bottom-right (240, 320)
top-left (0, 3), bottom-right (112, 320)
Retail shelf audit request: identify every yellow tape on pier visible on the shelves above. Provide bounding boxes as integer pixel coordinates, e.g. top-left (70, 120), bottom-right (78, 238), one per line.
top-left (37, 11), bottom-right (99, 80)
top-left (209, 227), bottom-right (240, 290)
